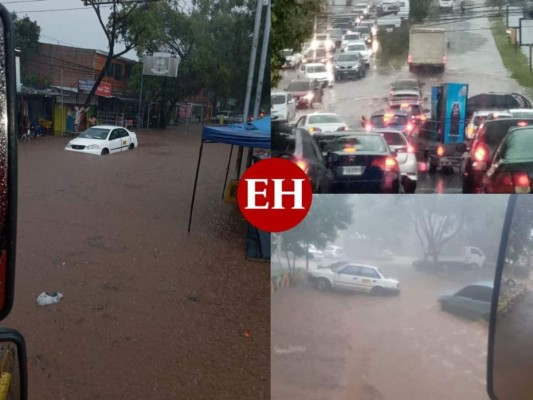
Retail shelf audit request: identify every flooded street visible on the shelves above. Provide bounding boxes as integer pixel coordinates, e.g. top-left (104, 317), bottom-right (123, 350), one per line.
top-left (272, 258), bottom-right (494, 400)
top-left (5, 126), bottom-right (270, 399)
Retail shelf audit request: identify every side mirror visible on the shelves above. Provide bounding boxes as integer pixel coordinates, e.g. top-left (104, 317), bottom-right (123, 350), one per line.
top-left (0, 329), bottom-right (27, 400)
top-left (487, 196), bottom-right (533, 400)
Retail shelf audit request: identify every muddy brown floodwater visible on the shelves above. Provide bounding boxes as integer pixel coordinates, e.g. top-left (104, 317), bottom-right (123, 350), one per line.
top-left (272, 258), bottom-right (493, 400)
top-left (3, 126), bottom-right (270, 399)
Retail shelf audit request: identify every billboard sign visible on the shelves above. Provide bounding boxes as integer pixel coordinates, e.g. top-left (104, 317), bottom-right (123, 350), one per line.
top-left (442, 83), bottom-right (468, 144)
top-left (143, 52), bottom-right (179, 77)
top-left (78, 79), bottom-right (94, 93)
top-left (95, 81), bottom-right (112, 97)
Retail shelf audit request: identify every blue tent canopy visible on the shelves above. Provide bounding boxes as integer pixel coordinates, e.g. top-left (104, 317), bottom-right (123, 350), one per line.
top-left (201, 116), bottom-right (271, 149)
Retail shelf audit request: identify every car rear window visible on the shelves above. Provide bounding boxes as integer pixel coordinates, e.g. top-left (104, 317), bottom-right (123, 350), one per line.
top-left (337, 53), bottom-right (359, 62)
top-left (307, 65), bottom-right (327, 73)
top-left (371, 114), bottom-right (408, 127)
top-left (287, 80), bottom-right (313, 91)
top-left (485, 120), bottom-right (532, 148)
top-left (380, 131), bottom-right (407, 146)
top-left (344, 34), bottom-right (360, 41)
top-left (502, 128), bottom-right (533, 160)
top-left (346, 44), bottom-right (366, 51)
top-left (318, 135), bottom-right (388, 153)
top-left (271, 94), bottom-right (286, 105)
top-left (308, 115), bottom-right (343, 124)
top-left (272, 132), bottom-right (295, 155)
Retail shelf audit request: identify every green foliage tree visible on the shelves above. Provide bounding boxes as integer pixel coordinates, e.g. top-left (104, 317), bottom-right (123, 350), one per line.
top-left (274, 195), bottom-right (353, 274)
top-left (271, 0), bottom-right (323, 87)
top-left (12, 13), bottom-right (40, 54)
top-left (409, 0), bottom-right (430, 22)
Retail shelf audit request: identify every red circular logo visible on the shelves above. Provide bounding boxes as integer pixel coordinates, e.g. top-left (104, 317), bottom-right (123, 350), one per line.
top-left (237, 158), bottom-right (313, 233)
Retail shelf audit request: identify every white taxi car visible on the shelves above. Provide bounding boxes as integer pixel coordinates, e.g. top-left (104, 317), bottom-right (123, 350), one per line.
top-left (307, 262), bottom-right (400, 294)
top-left (65, 125), bottom-right (138, 156)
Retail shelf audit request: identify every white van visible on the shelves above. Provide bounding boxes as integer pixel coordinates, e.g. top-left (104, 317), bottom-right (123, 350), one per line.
top-left (398, 0), bottom-right (410, 19)
top-left (271, 91), bottom-right (296, 122)
top-left (439, 0), bottom-right (453, 10)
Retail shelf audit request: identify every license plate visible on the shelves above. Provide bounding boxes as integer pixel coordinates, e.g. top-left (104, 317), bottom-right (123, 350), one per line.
top-left (342, 166), bottom-right (362, 175)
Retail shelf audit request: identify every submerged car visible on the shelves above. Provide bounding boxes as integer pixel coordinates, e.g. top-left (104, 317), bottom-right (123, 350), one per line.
top-left (439, 281), bottom-right (493, 321)
top-left (65, 125), bottom-right (138, 155)
top-left (307, 262), bottom-right (400, 294)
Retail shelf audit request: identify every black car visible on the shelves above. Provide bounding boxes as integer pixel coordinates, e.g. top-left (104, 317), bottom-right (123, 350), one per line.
top-left (439, 282), bottom-right (492, 321)
top-left (313, 131), bottom-right (401, 193)
top-left (481, 126), bottom-right (533, 194)
top-left (462, 118), bottom-right (533, 193)
top-left (271, 123), bottom-right (334, 193)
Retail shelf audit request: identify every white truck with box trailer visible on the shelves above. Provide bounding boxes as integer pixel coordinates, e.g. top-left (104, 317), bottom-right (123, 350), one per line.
top-left (408, 26), bottom-right (447, 73)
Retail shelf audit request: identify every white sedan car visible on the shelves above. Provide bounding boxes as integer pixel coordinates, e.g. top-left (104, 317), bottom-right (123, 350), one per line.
top-left (299, 62), bottom-right (334, 87)
top-left (65, 125), bottom-right (138, 156)
top-left (344, 41), bottom-right (371, 65)
top-left (294, 112), bottom-right (349, 135)
top-left (307, 262), bottom-right (400, 294)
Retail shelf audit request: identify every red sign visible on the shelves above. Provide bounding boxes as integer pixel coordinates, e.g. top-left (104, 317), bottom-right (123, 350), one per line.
top-left (237, 158), bottom-right (313, 233)
top-left (95, 81), bottom-right (112, 97)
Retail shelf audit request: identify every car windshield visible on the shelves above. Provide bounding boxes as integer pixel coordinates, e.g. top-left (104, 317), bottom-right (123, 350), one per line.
top-left (308, 115), bottom-right (343, 124)
top-left (316, 34), bottom-right (328, 40)
top-left (79, 127), bottom-right (110, 140)
top-left (354, 26), bottom-right (370, 34)
top-left (307, 65), bottom-right (326, 73)
top-left (391, 80), bottom-right (420, 90)
top-left (380, 131), bottom-right (407, 146)
top-left (347, 44), bottom-right (366, 51)
top-left (510, 111), bottom-right (533, 118)
top-left (337, 53), bottom-right (359, 62)
top-left (271, 95), bottom-right (286, 105)
top-left (371, 114), bottom-right (408, 127)
top-left (502, 128), bottom-right (533, 160)
top-left (319, 135), bottom-right (387, 153)
top-left (287, 81), bottom-right (313, 91)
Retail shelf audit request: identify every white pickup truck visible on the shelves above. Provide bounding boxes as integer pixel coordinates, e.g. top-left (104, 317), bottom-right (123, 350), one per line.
top-left (408, 26), bottom-right (447, 73)
top-left (413, 246), bottom-right (486, 269)
top-left (307, 262), bottom-right (400, 295)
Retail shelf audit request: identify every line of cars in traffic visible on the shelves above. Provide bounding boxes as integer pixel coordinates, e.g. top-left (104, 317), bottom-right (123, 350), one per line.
top-left (272, 79), bottom-right (428, 194)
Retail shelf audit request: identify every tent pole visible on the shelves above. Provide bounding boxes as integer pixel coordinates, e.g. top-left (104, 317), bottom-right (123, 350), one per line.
top-left (188, 140), bottom-right (205, 233)
top-left (222, 145), bottom-right (234, 199)
top-left (246, 147), bottom-right (254, 168)
top-left (235, 145), bottom-right (244, 178)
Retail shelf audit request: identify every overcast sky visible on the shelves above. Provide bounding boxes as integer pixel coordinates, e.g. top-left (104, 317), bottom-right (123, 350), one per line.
top-left (6, 0), bottom-right (137, 60)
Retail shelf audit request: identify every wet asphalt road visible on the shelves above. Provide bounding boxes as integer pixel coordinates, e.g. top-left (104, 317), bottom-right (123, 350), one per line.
top-left (277, 1), bottom-right (530, 193)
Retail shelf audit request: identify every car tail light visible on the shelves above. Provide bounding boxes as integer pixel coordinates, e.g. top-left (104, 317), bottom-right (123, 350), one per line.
top-left (473, 144), bottom-right (490, 162)
top-left (365, 123), bottom-right (372, 131)
top-left (372, 156), bottom-right (399, 172)
top-left (344, 146), bottom-right (356, 153)
top-left (407, 144), bottom-right (415, 153)
top-left (442, 55), bottom-right (447, 64)
top-left (406, 123), bottom-right (414, 133)
top-left (418, 114), bottom-right (427, 121)
top-left (309, 127), bottom-right (322, 134)
top-left (295, 159), bottom-right (309, 173)
top-left (492, 172), bottom-right (531, 194)
top-left (437, 145), bottom-right (444, 156)
top-left (408, 54), bottom-right (412, 63)
top-left (517, 121), bottom-right (528, 127)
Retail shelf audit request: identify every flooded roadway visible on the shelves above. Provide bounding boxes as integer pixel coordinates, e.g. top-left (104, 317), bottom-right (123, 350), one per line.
top-left (272, 257), bottom-right (495, 400)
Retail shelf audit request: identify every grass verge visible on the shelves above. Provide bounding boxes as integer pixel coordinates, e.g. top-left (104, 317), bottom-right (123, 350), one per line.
top-left (490, 16), bottom-right (533, 90)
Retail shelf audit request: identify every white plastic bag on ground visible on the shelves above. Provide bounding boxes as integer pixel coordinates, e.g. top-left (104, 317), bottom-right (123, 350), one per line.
top-left (36, 292), bottom-right (63, 306)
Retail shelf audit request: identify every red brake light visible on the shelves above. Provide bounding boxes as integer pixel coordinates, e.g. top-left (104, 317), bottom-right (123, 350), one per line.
top-left (407, 144), bottom-right (415, 153)
top-left (492, 172), bottom-right (531, 194)
top-left (442, 55), bottom-right (447, 64)
top-left (473, 145), bottom-right (488, 161)
top-left (517, 121), bottom-right (528, 127)
top-left (365, 123), bottom-right (372, 131)
top-left (372, 157), bottom-right (399, 172)
top-left (437, 146), bottom-right (444, 156)
top-left (408, 54), bottom-right (412, 63)
top-left (406, 123), bottom-right (414, 132)
top-left (419, 114), bottom-right (427, 121)
top-left (296, 159), bottom-right (309, 173)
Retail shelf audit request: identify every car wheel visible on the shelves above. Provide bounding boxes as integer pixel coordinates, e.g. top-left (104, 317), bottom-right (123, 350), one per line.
top-left (371, 286), bottom-right (385, 296)
top-left (101, 148), bottom-right (109, 155)
top-left (316, 278), bottom-right (331, 291)
top-left (129, 143), bottom-right (135, 150)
